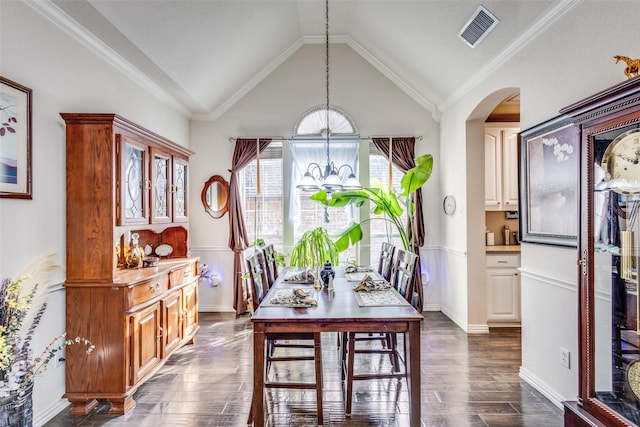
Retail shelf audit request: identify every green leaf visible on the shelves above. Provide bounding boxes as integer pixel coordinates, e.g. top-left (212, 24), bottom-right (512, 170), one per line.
top-left (309, 190), bottom-right (330, 205)
top-left (400, 154), bottom-right (433, 196)
top-left (334, 222), bottom-right (364, 252)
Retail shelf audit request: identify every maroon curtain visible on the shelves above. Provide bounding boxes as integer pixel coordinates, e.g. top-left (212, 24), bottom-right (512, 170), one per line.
top-left (372, 137), bottom-right (425, 310)
top-left (228, 138), bottom-right (271, 315)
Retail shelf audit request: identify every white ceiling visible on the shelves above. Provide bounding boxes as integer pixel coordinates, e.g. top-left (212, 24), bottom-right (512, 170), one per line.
top-left (50, 0), bottom-right (573, 120)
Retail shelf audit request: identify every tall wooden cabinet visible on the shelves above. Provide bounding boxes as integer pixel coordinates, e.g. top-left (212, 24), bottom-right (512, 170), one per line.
top-left (561, 79), bottom-right (640, 426)
top-left (61, 114), bottom-right (198, 415)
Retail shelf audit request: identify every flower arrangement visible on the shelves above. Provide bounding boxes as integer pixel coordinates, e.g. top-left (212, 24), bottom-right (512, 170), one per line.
top-left (0, 255), bottom-right (94, 396)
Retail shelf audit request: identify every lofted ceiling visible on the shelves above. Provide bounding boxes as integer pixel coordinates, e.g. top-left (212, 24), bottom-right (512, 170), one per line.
top-left (48, 0), bottom-right (576, 121)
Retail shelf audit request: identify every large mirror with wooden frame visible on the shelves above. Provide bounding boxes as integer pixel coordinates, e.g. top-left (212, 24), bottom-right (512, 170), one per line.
top-left (201, 175), bottom-right (229, 219)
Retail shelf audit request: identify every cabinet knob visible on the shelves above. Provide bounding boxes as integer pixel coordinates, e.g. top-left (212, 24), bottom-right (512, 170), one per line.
top-left (150, 283), bottom-right (161, 292)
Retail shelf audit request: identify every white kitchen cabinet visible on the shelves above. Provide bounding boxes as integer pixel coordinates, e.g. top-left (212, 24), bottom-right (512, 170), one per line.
top-left (485, 124), bottom-right (519, 211)
top-left (486, 253), bottom-right (521, 325)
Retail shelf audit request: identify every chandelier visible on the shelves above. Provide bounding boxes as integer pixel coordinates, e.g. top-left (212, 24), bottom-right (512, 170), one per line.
top-left (296, 0), bottom-right (362, 192)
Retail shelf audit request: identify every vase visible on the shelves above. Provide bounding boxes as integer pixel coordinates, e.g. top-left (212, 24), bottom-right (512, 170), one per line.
top-left (0, 381), bottom-right (33, 427)
top-left (319, 260), bottom-right (335, 286)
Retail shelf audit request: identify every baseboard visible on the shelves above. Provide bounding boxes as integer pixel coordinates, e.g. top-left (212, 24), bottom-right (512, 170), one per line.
top-left (519, 366), bottom-right (565, 409)
top-left (467, 323), bottom-right (490, 334)
top-left (34, 398), bottom-right (70, 427)
top-left (423, 303), bottom-right (441, 312)
top-left (198, 305), bottom-right (237, 313)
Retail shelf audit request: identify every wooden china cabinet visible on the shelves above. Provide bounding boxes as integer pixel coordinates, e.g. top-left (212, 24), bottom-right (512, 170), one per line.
top-left (61, 114), bottom-right (199, 415)
top-left (562, 78), bottom-right (640, 426)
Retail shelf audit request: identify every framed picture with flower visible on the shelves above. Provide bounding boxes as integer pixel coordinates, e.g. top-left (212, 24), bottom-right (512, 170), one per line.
top-left (519, 114), bottom-right (580, 246)
top-left (0, 76), bottom-right (32, 199)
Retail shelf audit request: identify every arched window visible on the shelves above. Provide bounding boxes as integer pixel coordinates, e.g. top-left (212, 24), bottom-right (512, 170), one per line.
top-left (290, 106), bottom-right (359, 263)
top-left (293, 105), bottom-right (358, 136)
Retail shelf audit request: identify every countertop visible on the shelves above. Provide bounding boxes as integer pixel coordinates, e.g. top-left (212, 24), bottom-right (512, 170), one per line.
top-left (486, 245), bottom-right (521, 253)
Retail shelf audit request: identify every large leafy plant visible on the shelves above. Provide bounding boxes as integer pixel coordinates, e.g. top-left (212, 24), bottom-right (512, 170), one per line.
top-left (310, 154), bottom-right (433, 252)
top-left (289, 227), bottom-right (340, 267)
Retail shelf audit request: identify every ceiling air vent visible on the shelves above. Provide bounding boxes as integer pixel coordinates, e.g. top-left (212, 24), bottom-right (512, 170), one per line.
top-left (458, 5), bottom-right (499, 48)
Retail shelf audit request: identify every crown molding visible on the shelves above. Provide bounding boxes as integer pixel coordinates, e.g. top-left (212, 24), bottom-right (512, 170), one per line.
top-left (25, 0), bottom-right (191, 116)
top-left (438, 0), bottom-right (584, 113)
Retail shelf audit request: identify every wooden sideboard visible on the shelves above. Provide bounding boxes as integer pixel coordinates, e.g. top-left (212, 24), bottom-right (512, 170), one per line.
top-left (61, 114), bottom-right (198, 415)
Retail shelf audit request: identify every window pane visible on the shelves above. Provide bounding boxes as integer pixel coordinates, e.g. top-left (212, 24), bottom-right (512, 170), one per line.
top-left (241, 157), bottom-right (284, 254)
top-left (369, 153), bottom-right (407, 265)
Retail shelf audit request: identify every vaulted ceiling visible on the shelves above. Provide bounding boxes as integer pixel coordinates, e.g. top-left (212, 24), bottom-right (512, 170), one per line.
top-left (49, 0), bottom-right (577, 120)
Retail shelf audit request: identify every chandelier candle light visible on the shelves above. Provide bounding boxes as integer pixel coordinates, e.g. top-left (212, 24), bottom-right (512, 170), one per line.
top-left (296, 0), bottom-right (362, 192)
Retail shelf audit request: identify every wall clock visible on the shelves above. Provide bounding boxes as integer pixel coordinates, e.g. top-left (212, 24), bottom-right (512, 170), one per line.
top-left (443, 195), bottom-right (456, 215)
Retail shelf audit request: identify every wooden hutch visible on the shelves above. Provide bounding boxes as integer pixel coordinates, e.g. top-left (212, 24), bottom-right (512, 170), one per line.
top-left (562, 78), bottom-right (640, 426)
top-left (61, 113), bottom-right (198, 415)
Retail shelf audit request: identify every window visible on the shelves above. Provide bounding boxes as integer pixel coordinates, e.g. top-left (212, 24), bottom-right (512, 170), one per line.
top-left (368, 144), bottom-right (407, 266)
top-left (239, 109), bottom-right (412, 267)
top-left (240, 143), bottom-right (283, 253)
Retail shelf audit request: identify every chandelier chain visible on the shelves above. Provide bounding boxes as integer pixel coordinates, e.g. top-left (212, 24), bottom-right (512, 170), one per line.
top-left (325, 0), bottom-right (330, 166)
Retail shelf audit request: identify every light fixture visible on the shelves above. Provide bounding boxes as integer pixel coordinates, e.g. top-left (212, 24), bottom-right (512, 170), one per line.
top-left (296, 0), bottom-right (362, 192)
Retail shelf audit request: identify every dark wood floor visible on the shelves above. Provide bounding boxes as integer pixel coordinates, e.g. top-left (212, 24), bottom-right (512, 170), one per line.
top-left (44, 312), bottom-right (563, 426)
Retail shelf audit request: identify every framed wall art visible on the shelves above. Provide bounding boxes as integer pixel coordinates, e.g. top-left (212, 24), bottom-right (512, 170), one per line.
top-left (519, 115), bottom-right (579, 246)
top-left (0, 76), bottom-right (32, 199)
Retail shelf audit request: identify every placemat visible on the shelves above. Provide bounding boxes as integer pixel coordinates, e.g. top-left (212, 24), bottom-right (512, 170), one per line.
top-left (260, 289), bottom-right (317, 307)
top-left (352, 289), bottom-right (411, 307)
top-left (345, 271), bottom-right (384, 282)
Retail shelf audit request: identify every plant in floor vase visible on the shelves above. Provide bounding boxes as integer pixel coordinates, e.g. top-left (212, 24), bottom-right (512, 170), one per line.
top-left (0, 254), bottom-right (95, 427)
top-left (310, 154), bottom-right (433, 253)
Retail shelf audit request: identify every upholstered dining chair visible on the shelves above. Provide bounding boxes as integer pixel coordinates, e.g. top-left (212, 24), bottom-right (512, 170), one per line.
top-left (245, 251), bottom-right (324, 425)
top-left (342, 247), bottom-right (418, 415)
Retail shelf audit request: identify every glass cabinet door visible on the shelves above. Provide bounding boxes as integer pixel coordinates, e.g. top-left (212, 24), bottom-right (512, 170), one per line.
top-left (118, 136), bottom-right (149, 225)
top-left (173, 157), bottom-right (188, 222)
top-left (151, 148), bottom-right (172, 224)
top-left (588, 122), bottom-right (640, 425)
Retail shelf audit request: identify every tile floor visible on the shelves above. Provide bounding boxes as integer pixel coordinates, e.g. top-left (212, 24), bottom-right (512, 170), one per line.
top-left (44, 312), bottom-right (564, 426)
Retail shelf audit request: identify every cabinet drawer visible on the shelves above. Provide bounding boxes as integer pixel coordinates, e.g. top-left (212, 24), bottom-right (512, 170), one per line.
top-left (169, 261), bottom-right (197, 288)
top-left (130, 276), bottom-right (168, 307)
top-left (486, 254), bottom-right (520, 268)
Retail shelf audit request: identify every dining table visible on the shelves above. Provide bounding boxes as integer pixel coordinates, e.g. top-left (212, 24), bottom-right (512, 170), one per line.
top-left (249, 266), bottom-right (424, 426)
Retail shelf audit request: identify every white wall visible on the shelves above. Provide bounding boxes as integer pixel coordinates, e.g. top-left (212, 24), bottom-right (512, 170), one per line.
top-left (189, 43), bottom-right (441, 312)
top-left (438, 0), bottom-right (640, 407)
top-left (0, 2), bottom-right (189, 424)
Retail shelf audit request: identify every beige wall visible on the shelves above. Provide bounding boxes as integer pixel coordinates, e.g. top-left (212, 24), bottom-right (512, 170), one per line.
top-left (0, 2), bottom-right (190, 423)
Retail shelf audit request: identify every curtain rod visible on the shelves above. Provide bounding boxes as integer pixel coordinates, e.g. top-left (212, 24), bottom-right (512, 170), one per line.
top-left (228, 136), bottom-right (285, 142)
top-left (362, 135), bottom-right (423, 141)
top-left (229, 135), bottom-right (423, 142)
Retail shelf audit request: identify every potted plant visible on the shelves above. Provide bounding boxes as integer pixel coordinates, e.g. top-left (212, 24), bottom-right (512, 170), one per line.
top-left (310, 154), bottom-right (433, 253)
top-left (0, 254), bottom-right (94, 427)
top-left (289, 227), bottom-right (340, 267)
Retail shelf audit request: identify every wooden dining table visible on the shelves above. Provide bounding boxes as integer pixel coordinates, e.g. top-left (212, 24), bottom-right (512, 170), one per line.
top-left (249, 267), bottom-right (424, 426)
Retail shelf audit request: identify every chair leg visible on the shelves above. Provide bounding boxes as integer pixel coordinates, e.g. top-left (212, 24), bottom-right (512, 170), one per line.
top-left (340, 332), bottom-right (348, 382)
top-left (314, 332), bottom-right (324, 426)
top-left (345, 332), bottom-right (356, 415)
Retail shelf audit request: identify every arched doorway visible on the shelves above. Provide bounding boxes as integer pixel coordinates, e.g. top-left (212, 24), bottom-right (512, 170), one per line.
top-left (465, 87), bottom-right (520, 331)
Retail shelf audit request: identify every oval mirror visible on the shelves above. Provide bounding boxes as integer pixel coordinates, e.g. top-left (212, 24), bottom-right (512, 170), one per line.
top-left (201, 175), bottom-right (229, 219)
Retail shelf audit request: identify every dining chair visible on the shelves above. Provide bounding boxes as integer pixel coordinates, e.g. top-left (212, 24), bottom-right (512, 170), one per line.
top-left (377, 242), bottom-right (396, 281)
top-left (342, 247), bottom-right (418, 415)
top-left (245, 252), bottom-right (324, 425)
top-left (262, 243), bottom-right (279, 287)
